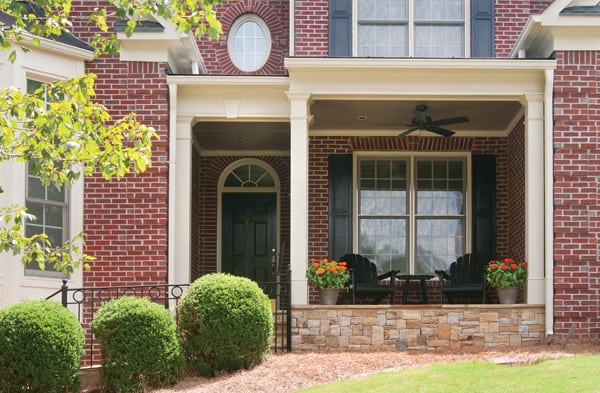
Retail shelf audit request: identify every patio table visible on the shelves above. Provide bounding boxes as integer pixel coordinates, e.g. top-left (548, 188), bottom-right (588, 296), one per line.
top-left (396, 274), bottom-right (434, 304)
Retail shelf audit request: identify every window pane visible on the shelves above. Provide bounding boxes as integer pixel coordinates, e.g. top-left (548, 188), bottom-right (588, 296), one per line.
top-left (359, 159), bottom-right (407, 215)
top-left (359, 0), bottom-right (407, 20)
top-left (47, 184), bottom-right (65, 202)
top-left (45, 205), bottom-right (63, 227)
top-left (415, 24), bottom-right (464, 58)
top-left (415, 0), bottom-right (463, 20)
top-left (415, 219), bottom-right (463, 273)
top-left (416, 159), bottom-right (464, 215)
top-left (359, 25), bottom-right (407, 57)
top-left (359, 218), bottom-right (407, 274)
top-left (28, 176), bottom-right (45, 199)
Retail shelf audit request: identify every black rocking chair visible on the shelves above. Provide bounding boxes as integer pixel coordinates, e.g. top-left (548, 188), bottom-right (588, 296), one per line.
top-left (435, 253), bottom-right (487, 304)
top-left (338, 253), bottom-right (398, 305)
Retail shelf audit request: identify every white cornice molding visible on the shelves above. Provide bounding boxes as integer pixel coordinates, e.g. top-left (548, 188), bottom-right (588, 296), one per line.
top-left (285, 57), bottom-right (556, 71)
top-left (511, 3), bottom-right (600, 58)
top-left (167, 75), bottom-right (290, 86)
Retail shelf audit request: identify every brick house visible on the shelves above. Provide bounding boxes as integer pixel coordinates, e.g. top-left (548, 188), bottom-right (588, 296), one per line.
top-left (0, 0), bottom-right (599, 344)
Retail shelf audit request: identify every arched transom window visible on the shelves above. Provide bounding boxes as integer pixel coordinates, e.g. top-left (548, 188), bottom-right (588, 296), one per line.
top-left (224, 163), bottom-right (275, 188)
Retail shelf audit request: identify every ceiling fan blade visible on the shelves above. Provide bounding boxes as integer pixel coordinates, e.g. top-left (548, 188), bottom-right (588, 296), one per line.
top-left (397, 127), bottom-right (418, 137)
top-left (429, 116), bottom-right (469, 127)
top-left (426, 125), bottom-right (455, 137)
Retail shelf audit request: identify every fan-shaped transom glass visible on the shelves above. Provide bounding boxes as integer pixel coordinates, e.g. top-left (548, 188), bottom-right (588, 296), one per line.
top-left (224, 164), bottom-right (275, 187)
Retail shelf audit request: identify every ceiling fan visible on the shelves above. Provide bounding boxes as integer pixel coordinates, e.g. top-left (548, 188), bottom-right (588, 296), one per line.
top-left (398, 104), bottom-right (469, 137)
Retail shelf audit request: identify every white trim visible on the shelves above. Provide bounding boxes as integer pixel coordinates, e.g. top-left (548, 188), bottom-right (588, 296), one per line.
top-left (216, 159), bottom-right (281, 274)
top-left (544, 69), bottom-right (554, 336)
top-left (200, 150), bottom-right (290, 157)
top-left (16, 34), bottom-right (94, 61)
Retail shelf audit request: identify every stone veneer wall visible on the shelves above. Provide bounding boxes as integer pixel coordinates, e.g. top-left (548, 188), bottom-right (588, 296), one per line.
top-left (292, 305), bottom-right (545, 351)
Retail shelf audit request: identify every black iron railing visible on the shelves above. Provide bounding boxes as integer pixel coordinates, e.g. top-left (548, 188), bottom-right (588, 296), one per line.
top-left (46, 276), bottom-right (292, 366)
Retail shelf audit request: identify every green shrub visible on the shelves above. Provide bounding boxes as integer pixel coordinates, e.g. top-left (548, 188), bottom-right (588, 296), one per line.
top-left (0, 299), bottom-right (84, 393)
top-left (178, 273), bottom-right (273, 377)
top-left (91, 296), bottom-right (183, 393)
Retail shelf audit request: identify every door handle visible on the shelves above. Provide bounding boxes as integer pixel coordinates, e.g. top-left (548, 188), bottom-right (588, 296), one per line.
top-left (271, 248), bottom-right (277, 273)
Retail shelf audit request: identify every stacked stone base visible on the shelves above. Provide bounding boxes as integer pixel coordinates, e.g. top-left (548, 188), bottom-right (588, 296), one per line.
top-left (291, 304), bottom-right (545, 351)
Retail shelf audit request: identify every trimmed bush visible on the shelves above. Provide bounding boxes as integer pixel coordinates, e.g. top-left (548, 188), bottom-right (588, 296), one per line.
top-left (0, 299), bottom-right (84, 393)
top-left (91, 296), bottom-right (183, 393)
top-left (178, 273), bottom-right (273, 377)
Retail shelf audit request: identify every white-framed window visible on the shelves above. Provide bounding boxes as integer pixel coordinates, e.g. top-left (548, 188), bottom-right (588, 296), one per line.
top-left (227, 14), bottom-right (272, 72)
top-left (24, 79), bottom-right (69, 278)
top-left (356, 154), bottom-right (468, 275)
top-left (356, 0), bottom-right (467, 57)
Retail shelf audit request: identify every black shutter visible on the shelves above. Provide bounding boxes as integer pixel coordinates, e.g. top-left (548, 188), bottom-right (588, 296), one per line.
top-left (471, 0), bottom-right (494, 57)
top-left (328, 0), bottom-right (352, 56)
top-left (328, 154), bottom-right (353, 260)
top-left (472, 155), bottom-right (496, 263)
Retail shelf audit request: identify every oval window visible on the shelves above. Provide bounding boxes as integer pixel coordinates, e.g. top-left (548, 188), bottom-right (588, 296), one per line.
top-left (228, 15), bottom-right (271, 72)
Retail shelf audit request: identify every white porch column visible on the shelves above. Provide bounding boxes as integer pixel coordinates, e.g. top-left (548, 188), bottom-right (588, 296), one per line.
top-left (524, 94), bottom-right (546, 304)
top-left (287, 92), bottom-right (311, 305)
top-left (169, 83), bottom-right (193, 285)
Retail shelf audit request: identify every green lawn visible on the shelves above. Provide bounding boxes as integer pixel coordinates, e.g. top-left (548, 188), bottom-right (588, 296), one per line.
top-left (296, 355), bottom-right (600, 393)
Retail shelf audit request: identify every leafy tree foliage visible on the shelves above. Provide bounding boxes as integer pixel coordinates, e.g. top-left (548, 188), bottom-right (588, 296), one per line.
top-left (0, 0), bottom-right (223, 273)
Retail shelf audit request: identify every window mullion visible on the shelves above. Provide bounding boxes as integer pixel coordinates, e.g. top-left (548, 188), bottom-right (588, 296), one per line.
top-left (408, 0), bottom-right (415, 57)
top-left (408, 155), bottom-right (415, 273)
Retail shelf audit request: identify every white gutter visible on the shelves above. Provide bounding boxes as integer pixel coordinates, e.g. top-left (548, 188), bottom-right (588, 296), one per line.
top-left (167, 83), bottom-right (177, 285)
top-left (544, 68), bottom-right (554, 336)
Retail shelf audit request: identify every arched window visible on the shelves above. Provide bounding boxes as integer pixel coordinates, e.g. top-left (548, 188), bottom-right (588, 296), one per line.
top-left (223, 163), bottom-right (275, 188)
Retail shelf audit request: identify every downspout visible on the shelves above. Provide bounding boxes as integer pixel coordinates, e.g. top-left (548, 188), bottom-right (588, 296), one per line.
top-left (544, 68), bottom-right (554, 337)
top-left (168, 83), bottom-right (178, 286)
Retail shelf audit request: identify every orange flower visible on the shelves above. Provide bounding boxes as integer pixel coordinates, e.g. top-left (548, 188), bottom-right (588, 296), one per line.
top-left (490, 264), bottom-right (498, 270)
top-left (511, 263), bottom-right (518, 270)
top-left (316, 267), bottom-right (325, 275)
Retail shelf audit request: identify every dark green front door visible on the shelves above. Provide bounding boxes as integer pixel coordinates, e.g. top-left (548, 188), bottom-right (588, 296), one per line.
top-left (222, 193), bottom-right (277, 283)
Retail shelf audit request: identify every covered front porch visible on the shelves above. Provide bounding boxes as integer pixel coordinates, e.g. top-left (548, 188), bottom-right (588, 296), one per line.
top-left (167, 57), bottom-right (556, 338)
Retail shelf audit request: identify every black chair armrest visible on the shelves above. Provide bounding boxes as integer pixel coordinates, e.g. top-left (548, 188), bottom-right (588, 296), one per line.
top-left (435, 270), bottom-right (450, 281)
top-left (377, 270), bottom-right (398, 281)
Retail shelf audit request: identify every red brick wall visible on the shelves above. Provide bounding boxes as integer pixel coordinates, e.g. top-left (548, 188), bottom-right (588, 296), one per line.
top-left (552, 51), bottom-right (600, 341)
top-left (191, 155), bottom-right (291, 280)
top-left (83, 60), bottom-right (170, 287)
top-left (495, 0), bottom-right (532, 57)
top-left (68, 1), bottom-right (171, 287)
top-left (196, 0), bottom-right (289, 74)
top-left (507, 118), bottom-right (526, 262)
top-left (307, 136), bottom-right (514, 303)
top-left (293, 0), bottom-right (329, 56)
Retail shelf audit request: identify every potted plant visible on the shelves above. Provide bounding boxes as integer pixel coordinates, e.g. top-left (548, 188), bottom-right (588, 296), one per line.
top-left (486, 258), bottom-right (528, 304)
top-left (306, 258), bottom-right (350, 305)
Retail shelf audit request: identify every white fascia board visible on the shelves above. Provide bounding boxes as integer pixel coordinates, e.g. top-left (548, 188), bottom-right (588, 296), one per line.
top-left (284, 58), bottom-right (555, 99)
top-left (15, 33), bottom-right (94, 61)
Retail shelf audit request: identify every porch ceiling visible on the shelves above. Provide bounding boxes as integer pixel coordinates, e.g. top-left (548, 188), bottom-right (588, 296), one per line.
top-left (309, 99), bottom-right (523, 136)
top-left (193, 99), bottom-right (522, 152)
